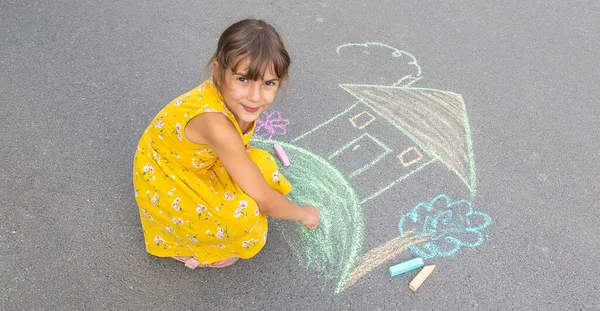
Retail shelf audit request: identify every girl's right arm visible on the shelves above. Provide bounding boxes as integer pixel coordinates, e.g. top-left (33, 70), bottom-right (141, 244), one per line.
top-left (185, 113), bottom-right (320, 229)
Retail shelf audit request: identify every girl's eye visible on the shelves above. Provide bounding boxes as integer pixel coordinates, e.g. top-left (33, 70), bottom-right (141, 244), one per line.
top-left (265, 81), bottom-right (278, 87)
top-left (237, 77), bottom-right (248, 83)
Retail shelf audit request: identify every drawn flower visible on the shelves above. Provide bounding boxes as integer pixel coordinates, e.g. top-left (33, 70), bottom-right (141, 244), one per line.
top-left (272, 172), bottom-right (279, 183)
top-left (238, 200), bottom-right (248, 209)
top-left (254, 111), bottom-right (290, 140)
top-left (154, 120), bottom-right (164, 128)
top-left (234, 209), bottom-right (242, 218)
top-left (225, 192), bottom-right (235, 201)
top-left (398, 194), bottom-right (492, 259)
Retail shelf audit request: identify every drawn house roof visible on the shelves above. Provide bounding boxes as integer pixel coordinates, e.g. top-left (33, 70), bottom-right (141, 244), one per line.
top-left (340, 84), bottom-right (477, 195)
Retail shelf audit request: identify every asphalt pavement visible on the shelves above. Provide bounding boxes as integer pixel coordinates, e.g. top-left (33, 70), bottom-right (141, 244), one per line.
top-left (2, 1), bottom-right (599, 310)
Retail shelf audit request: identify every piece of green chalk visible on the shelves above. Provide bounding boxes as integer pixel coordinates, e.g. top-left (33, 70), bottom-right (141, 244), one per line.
top-left (389, 258), bottom-right (424, 277)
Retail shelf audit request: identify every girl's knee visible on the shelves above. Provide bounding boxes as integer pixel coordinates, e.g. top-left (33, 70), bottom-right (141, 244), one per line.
top-left (247, 147), bottom-right (278, 173)
top-left (247, 146), bottom-right (291, 194)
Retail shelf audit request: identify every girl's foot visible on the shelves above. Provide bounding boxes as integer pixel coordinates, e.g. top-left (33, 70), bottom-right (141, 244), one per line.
top-left (172, 256), bottom-right (201, 269)
top-left (208, 257), bottom-right (238, 268)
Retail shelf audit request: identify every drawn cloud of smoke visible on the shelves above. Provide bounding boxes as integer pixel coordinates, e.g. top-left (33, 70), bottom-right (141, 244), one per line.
top-left (334, 42), bottom-right (422, 87)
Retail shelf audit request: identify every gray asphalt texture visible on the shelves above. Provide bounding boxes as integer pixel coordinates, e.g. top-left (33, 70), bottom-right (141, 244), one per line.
top-left (2, 1), bottom-right (600, 310)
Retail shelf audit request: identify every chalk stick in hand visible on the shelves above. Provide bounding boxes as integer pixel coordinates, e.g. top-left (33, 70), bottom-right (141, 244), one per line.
top-left (273, 144), bottom-right (290, 167)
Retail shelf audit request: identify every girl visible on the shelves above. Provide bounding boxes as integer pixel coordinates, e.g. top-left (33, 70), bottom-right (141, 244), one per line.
top-left (133, 19), bottom-right (320, 269)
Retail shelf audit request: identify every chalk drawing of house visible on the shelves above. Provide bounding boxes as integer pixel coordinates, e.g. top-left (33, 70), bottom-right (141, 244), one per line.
top-left (274, 44), bottom-right (479, 293)
top-left (291, 83), bottom-right (476, 204)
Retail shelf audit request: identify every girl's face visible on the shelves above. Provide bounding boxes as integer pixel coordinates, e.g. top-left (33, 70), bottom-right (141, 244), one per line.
top-left (215, 58), bottom-right (280, 130)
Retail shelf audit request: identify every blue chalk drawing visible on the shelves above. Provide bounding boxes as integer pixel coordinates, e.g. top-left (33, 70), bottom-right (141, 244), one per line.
top-left (399, 194), bottom-right (492, 259)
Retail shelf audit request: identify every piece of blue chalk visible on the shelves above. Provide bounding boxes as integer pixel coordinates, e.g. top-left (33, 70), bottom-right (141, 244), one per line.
top-left (389, 258), bottom-right (424, 277)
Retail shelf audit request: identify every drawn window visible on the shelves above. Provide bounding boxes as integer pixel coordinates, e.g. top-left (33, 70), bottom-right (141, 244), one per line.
top-left (349, 111), bottom-right (376, 129)
top-left (397, 146), bottom-right (424, 167)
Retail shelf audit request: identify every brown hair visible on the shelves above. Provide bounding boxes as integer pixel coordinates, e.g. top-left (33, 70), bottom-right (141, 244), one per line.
top-left (206, 19), bottom-right (291, 90)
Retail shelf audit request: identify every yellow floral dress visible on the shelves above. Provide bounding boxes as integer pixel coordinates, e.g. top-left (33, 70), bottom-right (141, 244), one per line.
top-left (132, 78), bottom-right (292, 265)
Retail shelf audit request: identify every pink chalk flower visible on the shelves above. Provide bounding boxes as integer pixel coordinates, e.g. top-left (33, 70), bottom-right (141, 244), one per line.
top-left (254, 111), bottom-right (289, 140)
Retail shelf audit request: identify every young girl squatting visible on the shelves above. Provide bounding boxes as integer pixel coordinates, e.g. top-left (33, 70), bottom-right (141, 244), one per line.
top-left (132, 19), bottom-right (320, 269)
